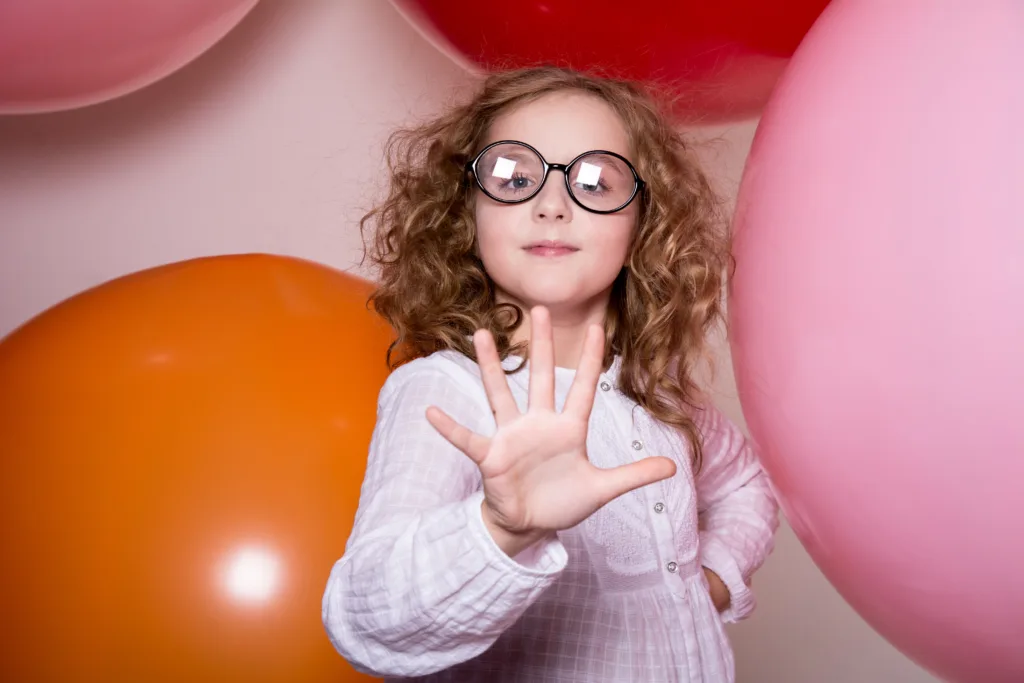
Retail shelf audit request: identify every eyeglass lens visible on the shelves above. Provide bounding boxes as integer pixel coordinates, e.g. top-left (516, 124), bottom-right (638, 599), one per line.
top-left (476, 142), bottom-right (636, 212)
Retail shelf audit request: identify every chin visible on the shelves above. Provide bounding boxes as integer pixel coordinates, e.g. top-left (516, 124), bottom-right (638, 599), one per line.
top-left (506, 286), bottom-right (597, 312)
top-left (492, 266), bottom-right (612, 312)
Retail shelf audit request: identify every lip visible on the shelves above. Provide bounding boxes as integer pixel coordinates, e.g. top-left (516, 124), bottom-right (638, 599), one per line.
top-left (523, 240), bottom-right (579, 257)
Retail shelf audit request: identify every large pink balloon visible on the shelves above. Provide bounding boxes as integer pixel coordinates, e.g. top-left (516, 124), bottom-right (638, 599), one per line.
top-left (729, 2), bottom-right (1024, 682)
top-left (0, 0), bottom-right (258, 114)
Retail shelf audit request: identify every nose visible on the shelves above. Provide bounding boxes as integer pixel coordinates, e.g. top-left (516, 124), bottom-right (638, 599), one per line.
top-left (532, 170), bottom-right (573, 222)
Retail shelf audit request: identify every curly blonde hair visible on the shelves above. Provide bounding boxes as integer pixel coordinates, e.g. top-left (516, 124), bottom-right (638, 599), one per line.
top-left (361, 65), bottom-right (730, 471)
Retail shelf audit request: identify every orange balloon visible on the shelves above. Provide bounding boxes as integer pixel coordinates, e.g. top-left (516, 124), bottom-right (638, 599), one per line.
top-left (0, 255), bottom-right (387, 682)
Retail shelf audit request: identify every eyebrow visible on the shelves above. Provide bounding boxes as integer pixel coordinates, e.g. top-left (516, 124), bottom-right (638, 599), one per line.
top-left (491, 151), bottom-right (535, 163)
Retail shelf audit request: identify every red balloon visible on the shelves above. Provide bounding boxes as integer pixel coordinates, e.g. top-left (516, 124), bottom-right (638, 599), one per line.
top-left (0, 255), bottom-right (385, 682)
top-left (392, 0), bottom-right (830, 122)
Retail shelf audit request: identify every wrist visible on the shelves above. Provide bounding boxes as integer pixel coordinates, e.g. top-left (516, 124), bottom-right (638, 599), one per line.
top-left (481, 500), bottom-right (550, 558)
top-left (702, 566), bottom-right (732, 612)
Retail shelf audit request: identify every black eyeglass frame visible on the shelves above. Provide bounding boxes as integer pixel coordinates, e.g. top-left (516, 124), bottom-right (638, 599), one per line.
top-left (465, 139), bottom-right (646, 215)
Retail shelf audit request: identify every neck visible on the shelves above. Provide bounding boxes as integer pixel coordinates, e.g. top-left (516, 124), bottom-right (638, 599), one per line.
top-left (500, 291), bottom-right (612, 370)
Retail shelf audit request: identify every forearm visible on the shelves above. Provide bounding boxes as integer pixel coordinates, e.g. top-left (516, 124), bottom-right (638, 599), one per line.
top-left (322, 492), bottom-right (566, 677)
top-left (697, 467), bottom-right (779, 622)
top-left (699, 472), bottom-right (778, 579)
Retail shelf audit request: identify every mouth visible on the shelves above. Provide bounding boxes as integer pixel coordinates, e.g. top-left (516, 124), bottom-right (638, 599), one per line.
top-left (523, 240), bottom-right (580, 257)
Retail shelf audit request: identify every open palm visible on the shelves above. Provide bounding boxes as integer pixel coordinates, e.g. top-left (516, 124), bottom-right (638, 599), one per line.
top-left (426, 306), bottom-right (677, 539)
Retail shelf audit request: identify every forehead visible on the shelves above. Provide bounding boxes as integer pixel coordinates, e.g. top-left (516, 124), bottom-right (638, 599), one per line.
top-left (484, 91), bottom-right (632, 162)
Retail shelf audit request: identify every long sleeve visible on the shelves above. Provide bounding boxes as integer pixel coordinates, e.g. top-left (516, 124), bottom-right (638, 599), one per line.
top-left (321, 359), bottom-right (568, 678)
top-left (694, 402), bottom-right (779, 623)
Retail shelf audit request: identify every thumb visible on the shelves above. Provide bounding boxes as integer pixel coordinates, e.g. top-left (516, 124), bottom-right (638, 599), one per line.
top-left (595, 456), bottom-right (677, 507)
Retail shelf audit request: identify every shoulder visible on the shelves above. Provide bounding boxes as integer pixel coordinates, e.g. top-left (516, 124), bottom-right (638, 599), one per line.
top-left (655, 392), bottom-right (744, 443)
top-left (688, 396), bottom-right (724, 430)
top-left (690, 396), bottom-right (748, 436)
top-left (379, 349), bottom-right (486, 405)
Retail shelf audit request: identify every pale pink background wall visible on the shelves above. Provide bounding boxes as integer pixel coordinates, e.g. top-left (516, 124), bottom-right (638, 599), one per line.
top-left (0, 1), bottom-right (940, 681)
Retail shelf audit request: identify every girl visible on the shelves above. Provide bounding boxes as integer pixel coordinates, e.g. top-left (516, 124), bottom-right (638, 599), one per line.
top-left (322, 66), bottom-right (778, 683)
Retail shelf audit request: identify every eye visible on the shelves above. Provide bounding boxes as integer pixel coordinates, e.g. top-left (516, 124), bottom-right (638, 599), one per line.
top-left (573, 178), bottom-right (611, 195)
top-left (497, 172), bottom-right (537, 194)
top-left (571, 158), bottom-right (620, 195)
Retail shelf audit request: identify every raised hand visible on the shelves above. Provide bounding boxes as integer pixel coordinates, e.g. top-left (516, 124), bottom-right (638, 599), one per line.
top-left (426, 306), bottom-right (677, 556)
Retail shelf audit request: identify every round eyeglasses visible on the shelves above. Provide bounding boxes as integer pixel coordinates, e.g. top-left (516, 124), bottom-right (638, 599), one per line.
top-left (466, 140), bottom-right (645, 214)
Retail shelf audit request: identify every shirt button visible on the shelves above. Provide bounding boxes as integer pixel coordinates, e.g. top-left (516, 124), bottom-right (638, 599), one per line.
top-left (667, 561), bottom-right (678, 573)
top-left (631, 440), bottom-right (643, 451)
top-left (599, 381), bottom-right (611, 392)
top-left (654, 502), bottom-right (665, 513)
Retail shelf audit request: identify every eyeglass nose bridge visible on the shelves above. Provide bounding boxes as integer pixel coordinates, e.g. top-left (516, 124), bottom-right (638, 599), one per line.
top-left (538, 162), bottom-right (573, 201)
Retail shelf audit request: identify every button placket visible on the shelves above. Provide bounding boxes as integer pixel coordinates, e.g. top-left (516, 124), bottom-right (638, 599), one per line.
top-left (631, 428), bottom-right (683, 590)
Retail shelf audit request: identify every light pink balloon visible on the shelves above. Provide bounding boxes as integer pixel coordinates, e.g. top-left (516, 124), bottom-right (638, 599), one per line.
top-left (0, 0), bottom-right (259, 114)
top-left (729, 2), bottom-right (1024, 682)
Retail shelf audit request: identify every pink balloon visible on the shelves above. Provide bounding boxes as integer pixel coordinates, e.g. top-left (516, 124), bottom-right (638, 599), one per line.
top-left (0, 0), bottom-right (259, 114)
top-left (729, 2), bottom-right (1024, 682)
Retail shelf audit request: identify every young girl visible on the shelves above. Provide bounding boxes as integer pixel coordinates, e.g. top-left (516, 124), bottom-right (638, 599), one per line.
top-left (322, 66), bottom-right (778, 682)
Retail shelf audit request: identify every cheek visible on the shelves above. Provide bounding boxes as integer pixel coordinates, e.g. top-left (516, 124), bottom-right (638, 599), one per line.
top-left (589, 215), bottom-right (636, 266)
top-left (474, 203), bottom-right (520, 269)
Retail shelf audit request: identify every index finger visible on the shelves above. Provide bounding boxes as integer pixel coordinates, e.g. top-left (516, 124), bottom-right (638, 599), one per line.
top-left (474, 328), bottom-right (520, 425)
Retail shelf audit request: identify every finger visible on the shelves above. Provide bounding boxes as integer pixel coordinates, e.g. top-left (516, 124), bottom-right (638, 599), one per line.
top-left (564, 323), bottom-right (605, 418)
top-left (474, 329), bottom-right (520, 425)
top-left (527, 306), bottom-right (555, 412)
top-left (594, 456), bottom-right (677, 507)
top-left (425, 406), bottom-right (490, 465)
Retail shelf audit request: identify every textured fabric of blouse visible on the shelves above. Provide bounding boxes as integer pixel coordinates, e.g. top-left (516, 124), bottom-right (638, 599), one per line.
top-left (323, 350), bottom-right (779, 682)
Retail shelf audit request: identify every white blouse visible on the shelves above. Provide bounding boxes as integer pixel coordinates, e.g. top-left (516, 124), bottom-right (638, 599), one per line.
top-left (322, 349), bottom-right (779, 682)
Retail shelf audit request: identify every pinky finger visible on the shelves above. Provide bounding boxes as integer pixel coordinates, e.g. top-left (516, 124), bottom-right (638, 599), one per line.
top-left (425, 406), bottom-right (490, 465)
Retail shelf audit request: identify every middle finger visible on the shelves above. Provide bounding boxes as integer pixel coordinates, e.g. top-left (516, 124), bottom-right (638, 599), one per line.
top-left (527, 306), bottom-right (556, 412)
